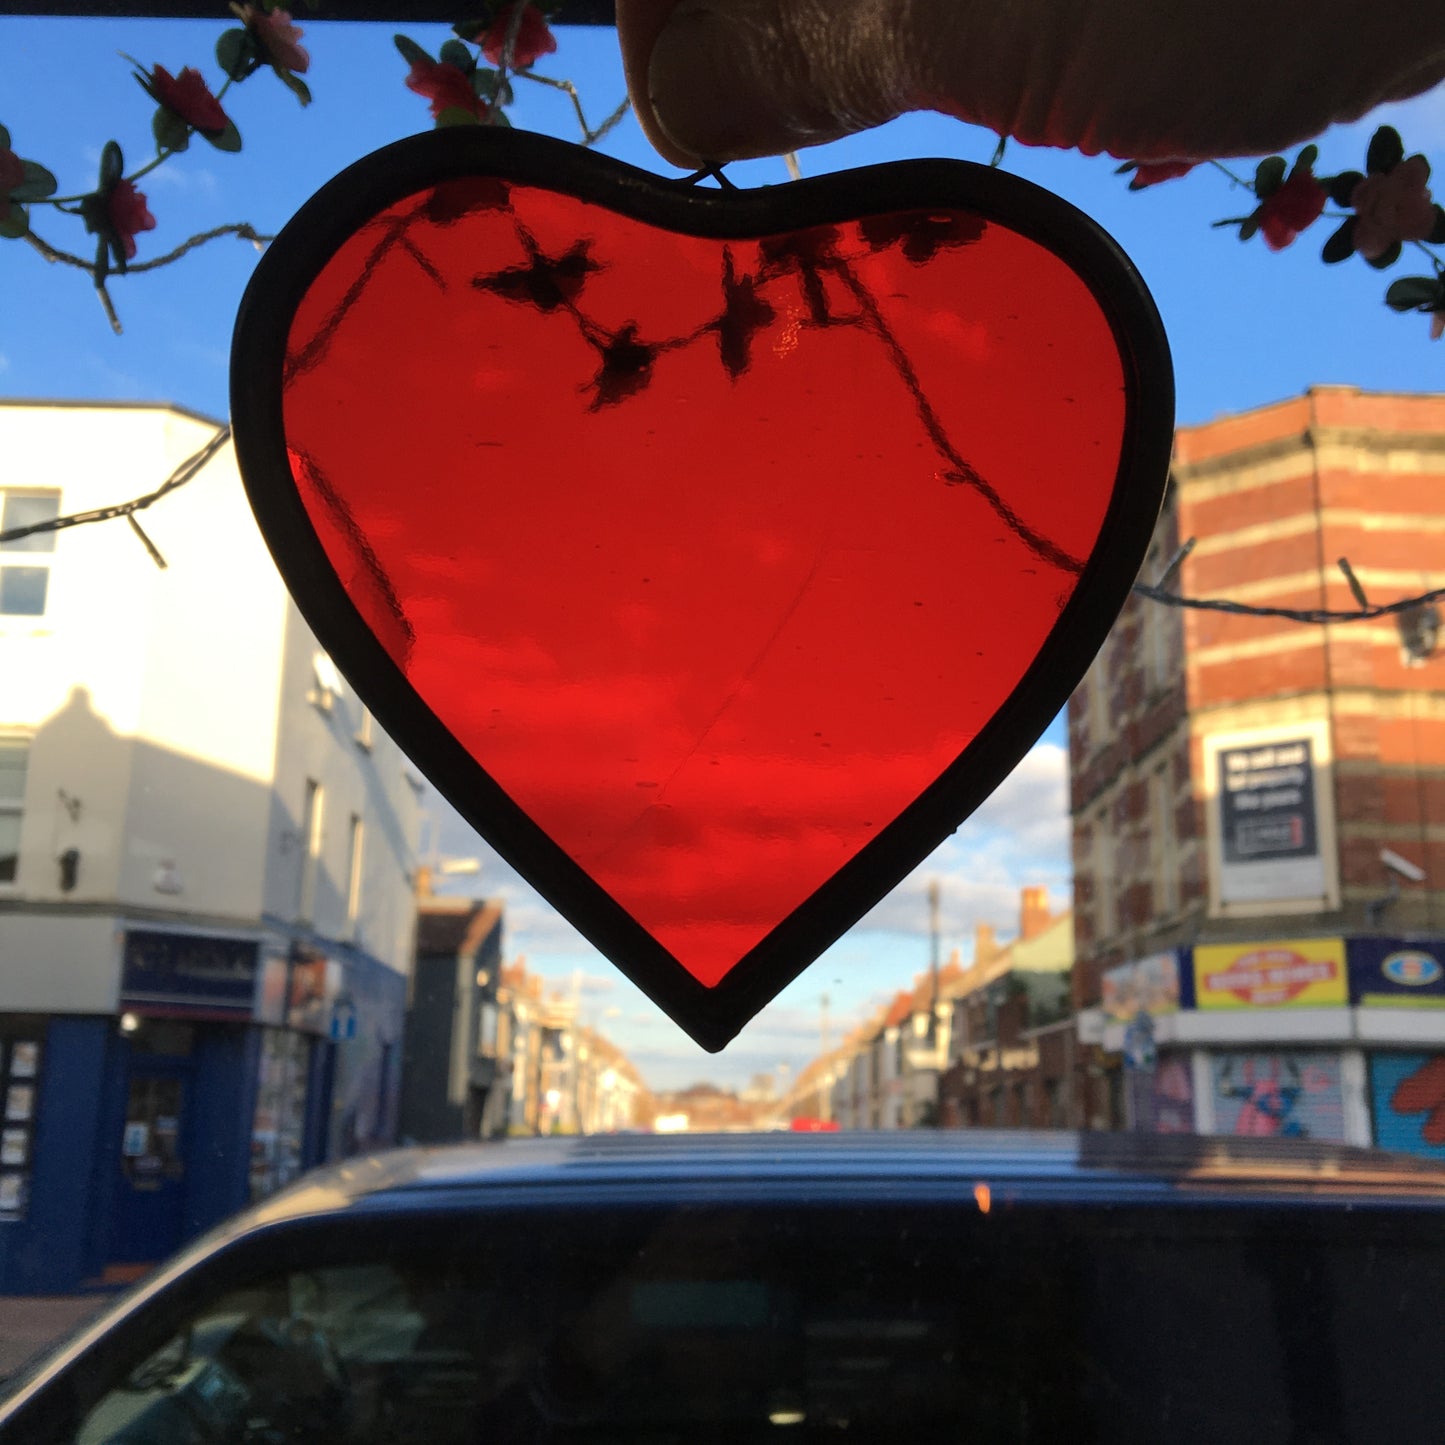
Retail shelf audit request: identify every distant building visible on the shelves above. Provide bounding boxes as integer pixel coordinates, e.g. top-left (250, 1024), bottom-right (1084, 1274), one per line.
top-left (1069, 388), bottom-right (1445, 1152)
top-left (936, 894), bottom-right (1076, 1128)
top-left (497, 959), bottom-right (650, 1135)
top-left (0, 402), bottom-right (422, 1292)
top-left (791, 887), bottom-right (1069, 1130)
top-left (649, 1082), bottom-right (774, 1133)
top-left (401, 896), bottom-right (509, 1144)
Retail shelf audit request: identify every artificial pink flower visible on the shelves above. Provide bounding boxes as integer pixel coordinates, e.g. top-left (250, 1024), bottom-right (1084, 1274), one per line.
top-left (1129, 160), bottom-right (1195, 190)
top-left (106, 178), bottom-right (156, 261)
top-left (150, 64), bottom-right (230, 134)
top-left (478, 4), bottom-right (557, 69)
top-left (0, 147), bottom-right (24, 195)
top-left (241, 6), bottom-right (309, 74)
top-left (1257, 167), bottom-right (1327, 251)
top-left (405, 59), bottom-right (483, 120)
top-left (1350, 155), bottom-right (1436, 260)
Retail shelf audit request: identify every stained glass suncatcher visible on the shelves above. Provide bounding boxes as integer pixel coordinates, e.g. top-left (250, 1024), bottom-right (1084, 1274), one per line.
top-left (232, 130), bottom-right (1173, 1049)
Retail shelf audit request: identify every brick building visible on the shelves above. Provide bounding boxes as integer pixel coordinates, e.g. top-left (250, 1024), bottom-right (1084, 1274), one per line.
top-left (1070, 387), bottom-right (1445, 1152)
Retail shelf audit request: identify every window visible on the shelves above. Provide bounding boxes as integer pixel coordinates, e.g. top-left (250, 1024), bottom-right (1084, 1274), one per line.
top-left (1153, 764), bottom-right (1179, 915)
top-left (0, 740), bottom-right (26, 884)
top-left (354, 704), bottom-right (374, 751)
top-left (0, 490), bottom-right (59, 617)
top-left (1092, 804), bottom-right (1114, 943)
top-left (345, 813), bottom-right (364, 934)
top-left (298, 779), bottom-right (323, 924)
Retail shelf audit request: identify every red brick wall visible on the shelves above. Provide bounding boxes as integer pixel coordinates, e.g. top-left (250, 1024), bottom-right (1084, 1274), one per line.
top-left (1071, 387), bottom-right (1445, 1001)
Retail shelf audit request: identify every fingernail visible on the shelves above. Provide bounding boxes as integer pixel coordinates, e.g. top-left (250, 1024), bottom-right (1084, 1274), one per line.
top-left (648, 1), bottom-right (810, 163)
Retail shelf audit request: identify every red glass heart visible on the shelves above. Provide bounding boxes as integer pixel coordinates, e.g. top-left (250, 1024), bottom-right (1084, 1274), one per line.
top-left (233, 132), bottom-right (1171, 1047)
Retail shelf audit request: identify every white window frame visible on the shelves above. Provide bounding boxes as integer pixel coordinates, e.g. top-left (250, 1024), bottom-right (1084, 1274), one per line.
top-left (0, 490), bottom-right (61, 620)
top-left (345, 812), bottom-right (364, 936)
top-left (298, 779), bottom-right (323, 924)
top-left (0, 737), bottom-right (27, 887)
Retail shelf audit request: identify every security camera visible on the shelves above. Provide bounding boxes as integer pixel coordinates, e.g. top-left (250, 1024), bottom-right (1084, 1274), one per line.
top-left (1380, 848), bottom-right (1426, 883)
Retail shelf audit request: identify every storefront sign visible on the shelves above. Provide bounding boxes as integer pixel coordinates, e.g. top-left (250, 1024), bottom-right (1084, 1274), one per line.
top-left (1349, 938), bottom-right (1445, 1008)
top-left (121, 930), bottom-right (260, 1015)
top-left (1204, 723), bottom-right (1336, 912)
top-left (1211, 1050), bottom-right (1347, 1142)
top-left (1194, 938), bottom-right (1347, 1010)
top-left (1369, 1052), bottom-right (1445, 1159)
top-left (1102, 952), bottom-right (1181, 1021)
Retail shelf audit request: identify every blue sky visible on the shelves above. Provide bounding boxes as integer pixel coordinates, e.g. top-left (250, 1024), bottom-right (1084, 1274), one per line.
top-left (3, 17), bottom-right (1441, 1088)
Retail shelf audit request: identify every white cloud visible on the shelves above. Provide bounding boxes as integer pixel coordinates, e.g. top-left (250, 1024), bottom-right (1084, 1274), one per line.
top-left (848, 741), bottom-right (1070, 941)
top-left (144, 165), bottom-right (219, 196)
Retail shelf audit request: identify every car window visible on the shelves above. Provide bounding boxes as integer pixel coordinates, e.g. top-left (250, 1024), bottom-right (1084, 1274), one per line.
top-left (50, 1203), bottom-right (1445, 1444)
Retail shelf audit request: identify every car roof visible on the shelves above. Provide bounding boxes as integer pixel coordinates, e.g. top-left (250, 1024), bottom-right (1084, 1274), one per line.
top-left (242, 1130), bottom-right (1445, 1227)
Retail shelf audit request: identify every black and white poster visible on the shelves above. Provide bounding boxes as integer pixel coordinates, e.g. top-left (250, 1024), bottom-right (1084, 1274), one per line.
top-left (1207, 726), bottom-right (1333, 910)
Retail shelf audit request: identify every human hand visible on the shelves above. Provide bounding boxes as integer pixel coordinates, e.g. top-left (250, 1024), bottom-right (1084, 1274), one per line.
top-left (616, 0), bottom-right (1445, 168)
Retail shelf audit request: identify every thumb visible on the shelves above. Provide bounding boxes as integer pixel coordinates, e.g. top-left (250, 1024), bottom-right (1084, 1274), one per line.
top-left (619, 0), bottom-right (929, 168)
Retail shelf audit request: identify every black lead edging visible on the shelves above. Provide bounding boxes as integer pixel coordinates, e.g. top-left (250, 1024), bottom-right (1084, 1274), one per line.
top-left (231, 127), bottom-right (1173, 1052)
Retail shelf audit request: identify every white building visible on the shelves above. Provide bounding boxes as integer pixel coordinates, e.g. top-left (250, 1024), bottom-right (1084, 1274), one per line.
top-left (0, 401), bottom-right (423, 1292)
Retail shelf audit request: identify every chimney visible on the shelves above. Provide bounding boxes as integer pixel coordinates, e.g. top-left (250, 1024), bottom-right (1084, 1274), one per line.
top-left (1020, 886), bottom-right (1050, 941)
top-left (973, 922), bottom-right (997, 967)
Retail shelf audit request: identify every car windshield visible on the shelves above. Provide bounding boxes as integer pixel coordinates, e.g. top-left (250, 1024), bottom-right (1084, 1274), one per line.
top-left (0, 0), bottom-right (1443, 1420)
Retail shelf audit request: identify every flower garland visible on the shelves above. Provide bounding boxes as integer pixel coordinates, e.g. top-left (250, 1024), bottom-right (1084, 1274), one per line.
top-left (2, 3), bottom-right (1438, 346)
top-left (0, 1), bottom-right (583, 332)
top-left (1120, 125), bottom-right (1445, 340)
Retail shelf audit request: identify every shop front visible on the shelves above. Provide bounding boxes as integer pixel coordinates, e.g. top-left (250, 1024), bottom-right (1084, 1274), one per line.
top-left (0, 925), bottom-right (404, 1294)
top-left (1096, 935), bottom-right (1445, 1157)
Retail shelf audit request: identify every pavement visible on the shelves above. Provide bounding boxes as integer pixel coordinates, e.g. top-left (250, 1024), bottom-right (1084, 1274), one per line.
top-left (0, 1295), bottom-right (112, 1381)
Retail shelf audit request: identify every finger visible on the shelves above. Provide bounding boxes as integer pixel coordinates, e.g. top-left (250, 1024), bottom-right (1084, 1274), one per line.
top-left (615, 0), bottom-right (694, 165)
top-left (620, 0), bottom-right (923, 167)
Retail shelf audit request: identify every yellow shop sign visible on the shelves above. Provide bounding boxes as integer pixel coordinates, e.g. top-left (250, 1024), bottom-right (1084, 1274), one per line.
top-left (1194, 939), bottom-right (1347, 1009)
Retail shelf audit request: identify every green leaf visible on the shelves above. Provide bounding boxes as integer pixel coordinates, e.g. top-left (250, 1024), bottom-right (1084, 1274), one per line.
top-left (435, 105), bottom-right (481, 128)
top-left (203, 117), bottom-right (243, 153)
top-left (1366, 239), bottom-right (1402, 270)
top-left (394, 33), bottom-right (434, 67)
top-left (451, 17), bottom-right (487, 40)
top-left (1430, 205), bottom-right (1445, 245)
top-left (0, 199), bottom-right (28, 240)
top-left (1254, 155), bottom-right (1286, 197)
top-left (10, 160), bottom-right (57, 202)
top-left (1328, 170), bottom-right (1364, 207)
top-left (1320, 218), bottom-right (1355, 264)
top-left (1384, 276), bottom-right (1444, 312)
top-left (79, 192), bottom-right (106, 237)
top-left (0, 124), bottom-right (11, 151)
top-left (274, 66), bottom-right (311, 106)
top-left (93, 232), bottom-right (109, 286)
top-left (1294, 143), bottom-right (1318, 173)
top-left (1366, 125), bottom-right (1403, 174)
top-left (99, 139), bottom-right (124, 188)
top-left (216, 27), bottom-right (256, 81)
top-left (1238, 213), bottom-right (1260, 242)
top-left (152, 105), bottom-right (191, 154)
top-left (486, 108), bottom-right (512, 128)
top-left (439, 39), bottom-right (474, 72)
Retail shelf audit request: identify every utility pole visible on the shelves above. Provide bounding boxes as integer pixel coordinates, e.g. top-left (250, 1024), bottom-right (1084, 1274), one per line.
top-left (820, 992), bottom-right (832, 1123)
top-left (927, 878), bottom-right (941, 1048)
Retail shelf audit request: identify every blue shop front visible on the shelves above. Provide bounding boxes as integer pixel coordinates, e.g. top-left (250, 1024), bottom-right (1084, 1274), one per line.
top-left (0, 925), bottom-right (405, 1295)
